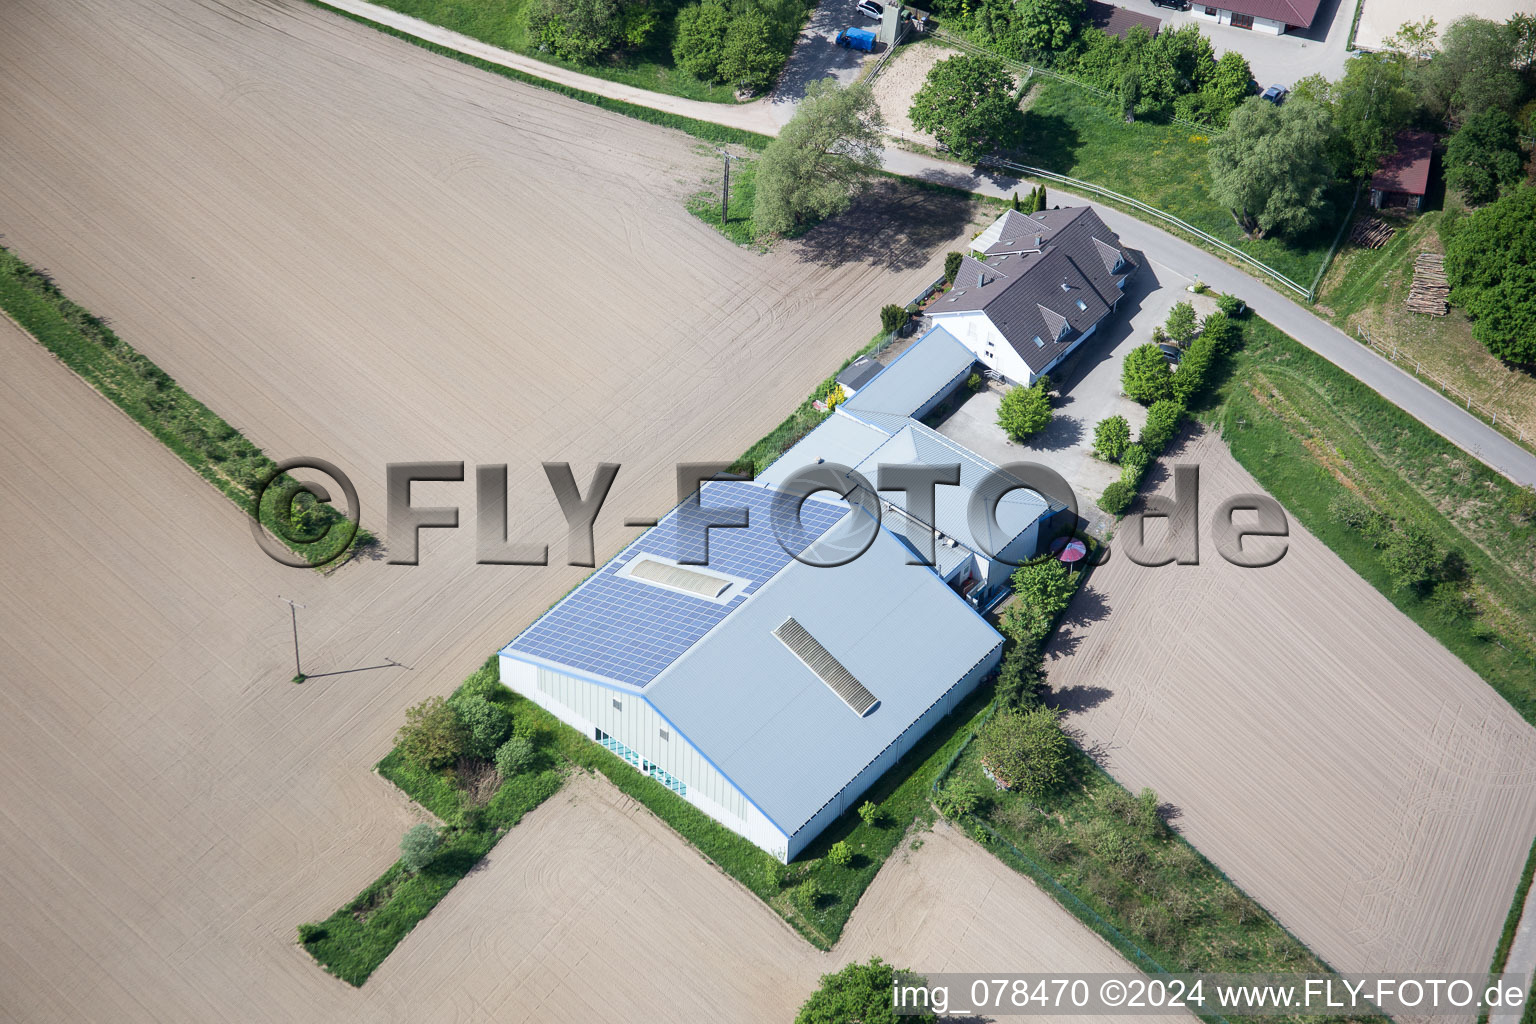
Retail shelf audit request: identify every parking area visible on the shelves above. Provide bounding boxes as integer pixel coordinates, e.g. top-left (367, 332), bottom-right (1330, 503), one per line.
top-left (769, 0), bottom-right (882, 124)
top-left (928, 255), bottom-right (1191, 509)
top-left (1129, 0), bottom-right (1351, 89)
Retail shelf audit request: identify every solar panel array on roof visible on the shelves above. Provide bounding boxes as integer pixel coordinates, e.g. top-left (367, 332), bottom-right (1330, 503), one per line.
top-left (773, 617), bottom-right (879, 717)
top-left (507, 481), bottom-right (848, 688)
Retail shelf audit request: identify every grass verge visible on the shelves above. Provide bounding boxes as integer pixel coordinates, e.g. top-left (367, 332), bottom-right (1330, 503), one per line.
top-left (686, 158), bottom-right (765, 246)
top-left (1482, 837), bottom-right (1536, 1024)
top-left (0, 245), bottom-right (371, 566)
top-left (305, 0), bottom-right (773, 151)
top-left (1013, 79), bottom-right (1340, 289)
top-left (1209, 316), bottom-right (1536, 725)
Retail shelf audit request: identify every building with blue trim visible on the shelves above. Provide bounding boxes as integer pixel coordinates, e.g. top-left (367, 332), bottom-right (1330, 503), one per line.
top-left (500, 328), bottom-right (1065, 861)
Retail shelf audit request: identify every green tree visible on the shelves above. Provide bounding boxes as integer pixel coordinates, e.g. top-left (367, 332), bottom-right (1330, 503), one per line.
top-left (1011, 0), bottom-right (1085, 58)
top-left (754, 80), bottom-right (884, 234)
top-left (1098, 478), bottom-right (1134, 516)
top-left (1034, 185), bottom-right (1047, 211)
top-left (1421, 16), bottom-right (1523, 118)
top-left (1445, 110), bottom-right (1524, 204)
top-left (1384, 521), bottom-right (1441, 591)
top-left (1208, 96), bottom-right (1334, 238)
top-left (1331, 52), bottom-right (1416, 179)
top-left (944, 251), bottom-right (964, 284)
top-left (1200, 50), bottom-right (1254, 123)
top-left (396, 695), bottom-right (467, 770)
top-left (1093, 414), bottom-right (1132, 461)
top-left (1444, 185), bottom-right (1536, 362)
top-left (997, 378), bottom-right (1053, 441)
top-left (796, 959), bottom-right (935, 1024)
top-left (909, 55), bottom-right (1019, 162)
top-left (399, 823), bottom-right (442, 874)
top-left (1169, 334), bottom-right (1215, 404)
top-left (719, 6), bottom-right (784, 93)
top-left (1121, 342), bottom-right (1172, 403)
top-left (1215, 292), bottom-right (1246, 318)
top-left (1511, 12), bottom-right (1536, 70)
top-left (857, 799), bottom-right (880, 826)
top-left (1384, 17), bottom-right (1439, 65)
top-left (1003, 557), bottom-right (1076, 641)
top-left (1164, 300), bottom-right (1198, 344)
top-left (880, 303), bottom-right (910, 334)
top-left (1118, 67), bottom-right (1140, 122)
top-left (978, 705), bottom-right (1070, 799)
top-left (495, 734), bottom-right (537, 776)
top-left (672, 0), bottom-right (730, 79)
top-left (827, 840), bottom-right (853, 866)
top-left (1012, 190), bottom-right (1022, 211)
top-left (1139, 399), bottom-right (1184, 453)
top-left (451, 694), bottom-right (513, 759)
top-left (527, 0), bottom-right (645, 62)
top-left (1199, 309), bottom-right (1236, 349)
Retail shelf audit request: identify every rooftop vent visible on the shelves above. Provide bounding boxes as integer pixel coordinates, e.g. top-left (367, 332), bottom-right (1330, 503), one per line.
top-left (773, 617), bottom-right (878, 717)
top-left (1060, 280), bottom-right (1071, 292)
top-left (1035, 234), bottom-right (1042, 247)
top-left (628, 557), bottom-right (731, 599)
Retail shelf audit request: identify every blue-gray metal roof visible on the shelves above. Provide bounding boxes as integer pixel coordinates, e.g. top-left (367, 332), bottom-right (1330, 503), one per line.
top-left (756, 412), bottom-right (890, 490)
top-left (840, 327), bottom-right (976, 428)
top-left (645, 514), bottom-right (1003, 837)
top-left (504, 480), bottom-right (847, 688)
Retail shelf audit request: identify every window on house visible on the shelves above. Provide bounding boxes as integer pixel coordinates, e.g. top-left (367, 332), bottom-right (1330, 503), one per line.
top-left (1033, 336), bottom-right (1044, 347)
top-left (1076, 299), bottom-right (1087, 311)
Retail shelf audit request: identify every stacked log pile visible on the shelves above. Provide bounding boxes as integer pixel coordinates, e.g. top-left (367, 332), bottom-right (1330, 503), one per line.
top-left (1350, 216), bottom-right (1396, 249)
top-left (1407, 253), bottom-right (1449, 315)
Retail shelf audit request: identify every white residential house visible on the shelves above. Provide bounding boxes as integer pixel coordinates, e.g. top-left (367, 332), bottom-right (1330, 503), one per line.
top-left (924, 207), bottom-right (1136, 386)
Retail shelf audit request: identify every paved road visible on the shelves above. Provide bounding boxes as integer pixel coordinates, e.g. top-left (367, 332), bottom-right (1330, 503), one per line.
top-left (318, 0), bottom-right (1536, 487)
top-left (1494, 883), bottom-right (1536, 1024)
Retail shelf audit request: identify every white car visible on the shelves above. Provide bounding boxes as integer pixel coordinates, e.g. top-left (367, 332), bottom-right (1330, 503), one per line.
top-left (855, 0), bottom-right (884, 20)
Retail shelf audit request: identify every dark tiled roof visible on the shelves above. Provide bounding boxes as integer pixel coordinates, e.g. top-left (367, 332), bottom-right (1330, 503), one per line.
top-left (1086, 0), bottom-right (1161, 39)
top-left (931, 206), bottom-right (1135, 375)
top-left (836, 354), bottom-right (884, 392)
top-left (1371, 130), bottom-right (1435, 196)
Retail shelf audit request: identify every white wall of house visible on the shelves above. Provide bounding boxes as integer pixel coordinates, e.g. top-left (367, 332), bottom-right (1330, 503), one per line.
top-left (499, 655), bottom-right (793, 860)
top-left (927, 311), bottom-right (1040, 386)
top-left (1189, 5), bottom-right (1287, 33)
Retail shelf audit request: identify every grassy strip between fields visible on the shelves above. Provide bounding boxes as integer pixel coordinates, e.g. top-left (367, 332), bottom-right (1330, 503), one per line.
top-left (1481, 838), bottom-right (1536, 1024)
top-left (685, 159), bottom-right (764, 247)
top-left (1209, 316), bottom-right (1536, 726)
top-left (0, 245), bottom-right (372, 568)
top-left (305, 0), bottom-right (771, 151)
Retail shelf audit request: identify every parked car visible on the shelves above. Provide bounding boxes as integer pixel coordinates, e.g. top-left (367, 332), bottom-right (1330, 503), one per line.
top-left (1150, 0), bottom-right (1188, 9)
top-left (1261, 84), bottom-right (1288, 103)
top-left (836, 26), bottom-right (877, 50)
top-left (855, 0), bottom-right (883, 20)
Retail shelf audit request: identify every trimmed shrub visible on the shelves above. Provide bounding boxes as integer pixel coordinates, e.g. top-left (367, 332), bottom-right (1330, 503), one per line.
top-left (1139, 399), bottom-right (1184, 454)
top-left (1122, 342), bottom-right (1172, 403)
top-left (880, 303), bottom-right (910, 334)
top-left (1099, 478), bottom-right (1135, 516)
top-left (399, 823), bottom-right (442, 874)
top-left (494, 735), bottom-right (537, 777)
top-left (1216, 292), bottom-right (1246, 317)
top-left (1164, 300), bottom-right (1198, 344)
top-left (451, 694), bottom-right (513, 759)
top-left (1120, 443), bottom-right (1150, 483)
top-left (997, 378), bottom-right (1053, 442)
top-left (1093, 414), bottom-right (1132, 461)
top-left (944, 251), bottom-right (963, 284)
top-left (828, 840), bottom-right (854, 866)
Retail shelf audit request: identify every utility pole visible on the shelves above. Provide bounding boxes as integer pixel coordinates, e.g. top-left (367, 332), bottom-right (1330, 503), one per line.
top-left (279, 595), bottom-right (307, 682)
top-left (712, 146), bottom-right (736, 227)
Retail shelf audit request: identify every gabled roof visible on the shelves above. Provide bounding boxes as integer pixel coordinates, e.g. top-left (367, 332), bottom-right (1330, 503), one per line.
top-left (835, 354), bottom-right (884, 393)
top-left (1086, 0), bottom-right (1161, 38)
top-left (929, 206), bottom-right (1133, 375)
top-left (1207, 0), bottom-right (1322, 26)
top-left (1371, 130), bottom-right (1435, 196)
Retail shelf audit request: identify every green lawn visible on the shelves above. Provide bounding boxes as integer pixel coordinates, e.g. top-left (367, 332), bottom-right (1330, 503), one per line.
top-left (364, 0), bottom-right (802, 103)
top-left (1014, 80), bottom-right (1341, 290)
top-left (1208, 316), bottom-right (1536, 725)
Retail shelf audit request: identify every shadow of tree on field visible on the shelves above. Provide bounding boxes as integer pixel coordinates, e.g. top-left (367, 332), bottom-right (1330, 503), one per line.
top-left (793, 176), bottom-right (976, 271)
top-left (1048, 683), bottom-right (1114, 713)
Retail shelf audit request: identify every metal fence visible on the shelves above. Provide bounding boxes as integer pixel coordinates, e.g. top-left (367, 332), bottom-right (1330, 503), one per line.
top-left (1356, 324), bottom-right (1532, 445)
top-left (983, 157), bottom-right (1317, 300)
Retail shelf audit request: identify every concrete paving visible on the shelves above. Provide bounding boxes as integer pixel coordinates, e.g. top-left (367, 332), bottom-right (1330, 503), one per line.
top-left (1139, 0), bottom-right (1353, 89)
top-left (768, 0), bottom-right (880, 125)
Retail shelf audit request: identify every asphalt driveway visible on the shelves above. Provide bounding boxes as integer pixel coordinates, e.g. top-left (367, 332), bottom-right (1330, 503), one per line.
top-left (1132, 0), bottom-right (1352, 89)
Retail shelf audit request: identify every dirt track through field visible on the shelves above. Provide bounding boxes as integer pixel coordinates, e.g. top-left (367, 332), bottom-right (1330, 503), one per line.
top-left (1047, 426), bottom-right (1536, 976)
top-left (0, 0), bottom-right (1139, 1018)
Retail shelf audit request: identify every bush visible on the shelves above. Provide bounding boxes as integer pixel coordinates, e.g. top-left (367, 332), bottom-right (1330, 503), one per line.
top-left (857, 800), bottom-right (880, 827)
top-left (1122, 342), bottom-right (1172, 403)
top-left (796, 958), bottom-right (936, 1024)
top-left (944, 251), bottom-right (964, 284)
top-left (1119, 443), bottom-right (1150, 483)
top-left (997, 378), bottom-right (1053, 442)
top-left (527, 0), bottom-right (646, 63)
top-left (297, 923), bottom-right (327, 944)
top-left (451, 694), bottom-right (513, 759)
top-left (880, 303), bottom-right (910, 334)
top-left (1198, 310), bottom-right (1236, 352)
top-left (1384, 520), bottom-right (1441, 591)
top-left (1445, 109), bottom-right (1524, 204)
top-left (1164, 301), bottom-right (1198, 344)
top-left (1506, 485), bottom-right (1536, 524)
top-left (1076, 818), bottom-right (1141, 868)
top-left (1216, 292), bottom-right (1246, 318)
top-left (966, 371), bottom-right (984, 392)
top-left (399, 823), bottom-right (443, 874)
top-left (828, 840), bottom-right (854, 866)
top-left (672, 0), bottom-right (729, 78)
top-left (1099, 478), bottom-right (1135, 516)
top-left (1002, 558), bottom-right (1075, 643)
top-left (1093, 414), bottom-right (1132, 461)
top-left (792, 876), bottom-right (824, 911)
top-left (936, 777), bottom-right (989, 819)
top-left (396, 696), bottom-right (467, 771)
top-left (977, 705), bottom-right (1070, 800)
top-left (1328, 492), bottom-right (1390, 543)
top-left (494, 735), bottom-right (537, 777)
top-left (908, 54), bottom-right (1019, 161)
top-left (1138, 399), bottom-right (1184, 454)
top-left (718, 6), bottom-right (785, 93)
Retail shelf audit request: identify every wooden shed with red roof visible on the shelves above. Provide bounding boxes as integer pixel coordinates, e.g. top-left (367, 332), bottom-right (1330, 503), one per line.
top-left (1370, 131), bottom-right (1436, 213)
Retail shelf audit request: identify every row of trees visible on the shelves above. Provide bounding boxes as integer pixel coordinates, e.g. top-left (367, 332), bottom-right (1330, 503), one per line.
top-left (396, 692), bottom-right (537, 776)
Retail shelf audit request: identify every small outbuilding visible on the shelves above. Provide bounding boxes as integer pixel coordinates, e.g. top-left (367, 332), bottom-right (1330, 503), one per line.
top-left (1370, 131), bottom-right (1435, 213)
